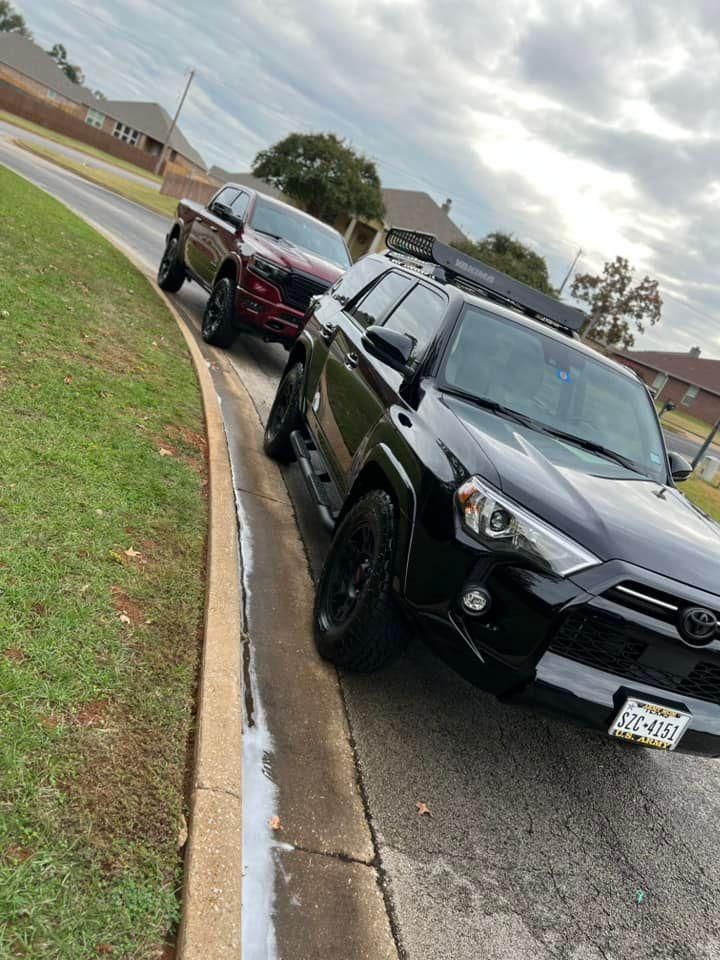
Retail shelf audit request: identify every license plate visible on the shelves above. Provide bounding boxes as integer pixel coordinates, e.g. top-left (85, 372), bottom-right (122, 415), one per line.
top-left (609, 698), bottom-right (691, 751)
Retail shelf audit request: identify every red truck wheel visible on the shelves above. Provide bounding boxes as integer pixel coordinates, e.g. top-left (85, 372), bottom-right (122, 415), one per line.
top-left (202, 278), bottom-right (237, 348)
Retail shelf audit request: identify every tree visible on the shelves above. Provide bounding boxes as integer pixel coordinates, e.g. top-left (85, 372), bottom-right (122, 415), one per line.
top-left (571, 256), bottom-right (662, 349)
top-left (92, 89), bottom-right (106, 101)
top-left (252, 132), bottom-right (384, 225)
top-left (46, 43), bottom-right (84, 85)
top-left (0, 0), bottom-right (31, 36)
top-left (453, 232), bottom-right (556, 297)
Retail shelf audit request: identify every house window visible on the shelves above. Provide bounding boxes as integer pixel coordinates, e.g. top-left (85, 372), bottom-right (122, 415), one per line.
top-left (681, 385), bottom-right (699, 407)
top-left (85, 108), bottom-right (105, 129)
top-left (112, 122), bottom-right (140, 146)
top-left (651, 372), bottom-right (668, 393)
top-left (47, 89), bottom-right (57, 100)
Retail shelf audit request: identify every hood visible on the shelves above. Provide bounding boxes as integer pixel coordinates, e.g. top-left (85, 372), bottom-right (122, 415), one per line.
top-left (249, 230), bottom-right (344, 283)
top-left (443, 395), bottom-right (720, 594)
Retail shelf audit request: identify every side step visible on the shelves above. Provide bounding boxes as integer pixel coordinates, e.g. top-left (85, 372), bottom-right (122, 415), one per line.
top-left (290, 430), bottom-right (338, 532)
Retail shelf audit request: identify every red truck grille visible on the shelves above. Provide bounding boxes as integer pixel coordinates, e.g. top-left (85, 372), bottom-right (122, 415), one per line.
top-left (280, 273), bottom-right (330, 312)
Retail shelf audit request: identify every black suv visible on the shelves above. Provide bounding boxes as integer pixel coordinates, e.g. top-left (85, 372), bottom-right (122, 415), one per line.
top-left (264, 229), bottom-right (720, 756)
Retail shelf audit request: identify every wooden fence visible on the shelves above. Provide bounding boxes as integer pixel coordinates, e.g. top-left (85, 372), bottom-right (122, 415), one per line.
top-left (160, 172), bottom-right (216, 205)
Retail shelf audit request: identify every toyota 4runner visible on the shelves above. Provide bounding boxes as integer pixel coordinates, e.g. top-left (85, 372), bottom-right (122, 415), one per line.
top-left (263, 229), bottom-right (720, 756)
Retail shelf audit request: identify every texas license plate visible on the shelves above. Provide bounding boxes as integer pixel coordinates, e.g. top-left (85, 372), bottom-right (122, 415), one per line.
top-left (609, 698), bottom-right (691, 751)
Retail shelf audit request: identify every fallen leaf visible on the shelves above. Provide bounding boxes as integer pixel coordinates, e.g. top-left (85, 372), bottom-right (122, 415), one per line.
top-left (158, 447), bottom-right (174, 457)
top-left (415, 802), bottom-right (433, 818)
top-left (123, 547), bottom-right (142, 559)
top-left (79, 583), bottom-right (90, 594)
top-left (268, 815), bottom-right (282, 831)
top-left (95, 946), bottom-right (113, 956)
top-left (118, 612), bottom-right (131, 625)
top-left (95, 509), bottom-right (104, 516)
top-left (63, 375), bottom-right (73, 385)
top-left (176, 815), bottom-right (188, 850)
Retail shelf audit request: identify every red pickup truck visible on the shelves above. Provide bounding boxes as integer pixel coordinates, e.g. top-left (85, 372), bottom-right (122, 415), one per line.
top-left (157, 184), bottom-right (351, 349)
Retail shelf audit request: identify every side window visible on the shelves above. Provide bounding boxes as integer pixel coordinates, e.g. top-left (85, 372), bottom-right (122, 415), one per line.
top-left (211, 187), bottom-right (239, 211)
top-left (231, 191), bottom-right (250, 221)
top-left (330, 257), bottom-right (386, 305)
top-left (350, 272), bottom-right (414, 329)
top-left (383, 284), bottom-right (447, 363)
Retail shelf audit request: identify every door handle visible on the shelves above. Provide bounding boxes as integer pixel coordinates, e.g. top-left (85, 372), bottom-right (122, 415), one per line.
top-left (344, 351), bottom-right (359, 369)
top-left (320, 322), bottom-right (337, 344)
top-left (196, 216), bottom-right (204, 223)
top-left (209, 225), bottom-right (218, 232)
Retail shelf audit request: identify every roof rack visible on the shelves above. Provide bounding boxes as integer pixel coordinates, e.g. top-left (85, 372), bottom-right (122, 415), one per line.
top-left (384, 228), bottom-right (586, 334)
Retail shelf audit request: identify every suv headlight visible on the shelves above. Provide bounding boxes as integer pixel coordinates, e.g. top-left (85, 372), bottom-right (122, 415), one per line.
top-left (248, 255), bottom-right (290, 283)
top-left (456, 476), bottom-right (599, 577)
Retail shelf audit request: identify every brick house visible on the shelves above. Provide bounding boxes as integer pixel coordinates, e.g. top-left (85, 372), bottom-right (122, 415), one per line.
top-left (0, 33), bottom-right (204, 175)
top-left (615, 347), bottom-right (720, 422)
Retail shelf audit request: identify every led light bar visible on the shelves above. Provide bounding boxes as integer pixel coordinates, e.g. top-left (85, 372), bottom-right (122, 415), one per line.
top-left (385, 228), bottom-right (586, 333)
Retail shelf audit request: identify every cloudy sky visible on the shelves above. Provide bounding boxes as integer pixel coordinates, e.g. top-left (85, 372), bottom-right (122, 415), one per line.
top-left (14, 0), bottom-right (720, 353)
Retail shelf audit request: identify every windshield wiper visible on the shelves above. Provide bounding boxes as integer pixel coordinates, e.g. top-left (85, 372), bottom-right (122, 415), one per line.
top-left (254, 228), bottom-right (282, 240)
top-left (538, 426), bottom-right (640, 472)
top-left (444, 388), bottom-right (542, 430)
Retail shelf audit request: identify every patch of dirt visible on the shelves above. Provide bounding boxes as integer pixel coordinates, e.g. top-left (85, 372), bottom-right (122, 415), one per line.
top-left (31, 602), bottom-right (47, 617)
top-left (69, 701), bottom-right (108, 728)
top-left (165, 424), bottom-right (207, 456)
top-left (110, 587), bottom-right (144, 626)
top-left (3, 648), bottom-right (26, 662)
top-left (3, 845), bottom-right (32, 864)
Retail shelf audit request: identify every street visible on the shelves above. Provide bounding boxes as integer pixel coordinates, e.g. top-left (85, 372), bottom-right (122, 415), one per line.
top-left (4, 136), bottom-right (720, 960)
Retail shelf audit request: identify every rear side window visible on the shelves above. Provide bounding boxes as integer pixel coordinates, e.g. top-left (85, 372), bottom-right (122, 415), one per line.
top-left (350, 272), bottom-right (413, 329)
top-left (330, 257), bottom-right (386, 305)
top-left (212, 187), bottom-right (239, 208)
top-left (383, 284), bottom-right (447, 364)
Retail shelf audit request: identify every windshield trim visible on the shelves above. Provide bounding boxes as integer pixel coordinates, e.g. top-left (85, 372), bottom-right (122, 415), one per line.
top-left (436, 302), bottom-right (670, 485)
top-left (250, 197), bottom-right (351, 268)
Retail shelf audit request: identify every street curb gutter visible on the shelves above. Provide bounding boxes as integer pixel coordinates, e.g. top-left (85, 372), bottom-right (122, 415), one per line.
top-left (90, 229), bottom-right (244, 957)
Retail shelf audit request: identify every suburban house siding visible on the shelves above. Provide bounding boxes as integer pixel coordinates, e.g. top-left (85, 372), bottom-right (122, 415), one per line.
top-left (618, 352), bottom-right (720, 423)
top-left (0, 61), bottom-right (80, 114)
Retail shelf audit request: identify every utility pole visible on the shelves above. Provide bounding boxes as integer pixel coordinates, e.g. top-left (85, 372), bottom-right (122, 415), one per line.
top-left (692, 416), bottom-right (720, 470)
top-left (154, 69), bottom-right (195, 176)
top-left (558, 248), bottom-right (583, 296)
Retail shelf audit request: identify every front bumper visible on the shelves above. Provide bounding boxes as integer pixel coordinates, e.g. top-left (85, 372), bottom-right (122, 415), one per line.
top-left (407, 554), bottom-right (720, 756)
top-left (233, 280), bottom-right (304, 343)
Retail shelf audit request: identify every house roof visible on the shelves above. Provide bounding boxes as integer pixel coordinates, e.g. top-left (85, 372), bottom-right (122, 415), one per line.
top-left (381, 189), bottom-right (467, 245)
top-left (0, 33), bottom-right (99, 107)
top-left (617, 350), bottom-right (720, 396)
top-left (102, 100), bottom-right (205, 170)
top-left (0, 34), bottom-right (204, 170)
top-left (208, 166), bottom-right (285, 198)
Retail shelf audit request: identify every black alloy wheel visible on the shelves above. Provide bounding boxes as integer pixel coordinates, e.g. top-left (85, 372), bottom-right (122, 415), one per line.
top-left (201, 277), bottom-right (237, 348)
top-left (157, 236), bottom-right (185, 292)
top-left (314, 490), bottom-right (409, 671)
top-left (263, 363), bottom-right (304, 462)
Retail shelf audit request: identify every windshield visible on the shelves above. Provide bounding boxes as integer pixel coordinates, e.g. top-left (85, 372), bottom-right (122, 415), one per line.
top-left (442, 304), bottom-right (668, 482)
top-left (250, 199), bottom-right (351, 268)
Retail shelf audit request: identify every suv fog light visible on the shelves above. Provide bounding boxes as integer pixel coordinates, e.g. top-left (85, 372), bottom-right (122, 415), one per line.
top-left (461, 587), bottom-right (491, 616)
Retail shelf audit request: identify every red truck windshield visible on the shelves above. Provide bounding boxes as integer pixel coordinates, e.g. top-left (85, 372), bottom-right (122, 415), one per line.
top-left (251, 199), bottom-right (351, 269)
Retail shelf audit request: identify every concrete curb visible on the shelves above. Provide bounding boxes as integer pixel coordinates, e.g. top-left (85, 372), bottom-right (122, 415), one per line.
top-left (89, 228), bottom-right (244, 957)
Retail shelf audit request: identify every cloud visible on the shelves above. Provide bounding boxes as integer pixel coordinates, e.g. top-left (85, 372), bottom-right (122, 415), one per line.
top-left (12, 0), bottom-right (720, 353)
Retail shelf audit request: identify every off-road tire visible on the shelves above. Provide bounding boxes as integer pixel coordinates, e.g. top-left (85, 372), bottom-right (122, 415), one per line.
top-left (202, 277), bottom-right (237, 348)
top-left (314, 490), bottom-right (409, 671)
top-left (263, 363), bottom-right (304, 462)
top-left (157, 235), bottom-right (185, 292)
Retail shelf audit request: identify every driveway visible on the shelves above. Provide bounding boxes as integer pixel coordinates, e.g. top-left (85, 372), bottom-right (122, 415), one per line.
top-left (3, 136), bottom-right (720, 960)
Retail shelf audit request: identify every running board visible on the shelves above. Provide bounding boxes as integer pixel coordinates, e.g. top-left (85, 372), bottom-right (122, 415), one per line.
top-left (290, 430), bottom-right (337, 532)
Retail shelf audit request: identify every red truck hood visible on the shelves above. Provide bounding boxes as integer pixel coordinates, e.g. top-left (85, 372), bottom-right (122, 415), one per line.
top-left (249, 230), bottom-right (344, 282)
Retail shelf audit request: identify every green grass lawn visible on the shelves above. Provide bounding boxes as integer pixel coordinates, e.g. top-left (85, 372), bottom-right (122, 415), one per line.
top-left (0, 167), bottom-right (206, 958)
top-left (658, 404), bottom-right (719, 445)
top-left (682, 476), bottom-right (720, 521)
top-left (0, 110), bottom-right (162, 184)
top-left (14, 140), bottom-right (178, 219)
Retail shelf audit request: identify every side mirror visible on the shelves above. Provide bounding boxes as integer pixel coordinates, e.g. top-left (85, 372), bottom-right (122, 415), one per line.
top-left (211, 201), bottom-right (243, 229)
top-left (668, 450), bottom-right (693, 483)
top-left (362, 325), bottom-right (414, 374)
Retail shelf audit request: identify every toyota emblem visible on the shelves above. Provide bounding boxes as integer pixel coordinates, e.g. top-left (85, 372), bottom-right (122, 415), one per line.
top-left (678, 606), bottom-right (718, 648)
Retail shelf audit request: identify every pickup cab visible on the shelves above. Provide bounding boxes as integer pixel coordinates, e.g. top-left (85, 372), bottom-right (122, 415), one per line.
top-left (157, 184), bottom-right (351, 349)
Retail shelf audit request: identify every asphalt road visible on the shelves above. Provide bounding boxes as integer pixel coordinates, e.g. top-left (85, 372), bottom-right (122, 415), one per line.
top-left (4, 138), bottom-right (720, 960)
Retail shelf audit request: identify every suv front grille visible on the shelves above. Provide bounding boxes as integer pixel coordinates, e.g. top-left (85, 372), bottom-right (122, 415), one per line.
top-left (279, 273), bottom-right (330, 312)
top-left (550, 610), bottom-right (720, 705)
